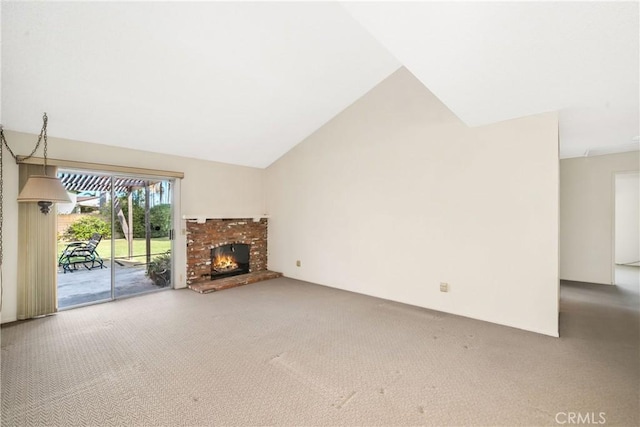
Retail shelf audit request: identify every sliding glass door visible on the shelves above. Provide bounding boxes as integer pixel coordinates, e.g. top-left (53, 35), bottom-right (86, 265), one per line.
top-left (56, 170), bottom-right (174, 309)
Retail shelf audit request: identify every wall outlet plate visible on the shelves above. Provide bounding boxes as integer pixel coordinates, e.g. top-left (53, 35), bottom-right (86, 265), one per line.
top-left (440, 282), bottom-right (449, 292)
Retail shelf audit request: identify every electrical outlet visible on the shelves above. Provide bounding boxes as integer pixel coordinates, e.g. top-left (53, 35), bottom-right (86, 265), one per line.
top-left (440, 282), bottom-right (449, 293)
top-left (296, 260), bottom-right (301, 267)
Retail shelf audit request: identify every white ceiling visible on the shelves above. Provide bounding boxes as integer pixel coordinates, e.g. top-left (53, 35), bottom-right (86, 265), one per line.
top-left (342, 1), bottom-right (639, 159)
top-left (1, 2), bottom-right (400, 168)
top-left (2, 2), bottom-right (638, 167)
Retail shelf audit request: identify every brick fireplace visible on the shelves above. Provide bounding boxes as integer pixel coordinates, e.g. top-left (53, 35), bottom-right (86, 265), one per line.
top-left (186, 218), bottom-right (278, 291)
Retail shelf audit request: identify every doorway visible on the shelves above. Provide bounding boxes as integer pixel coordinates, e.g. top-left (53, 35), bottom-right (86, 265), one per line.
top-left (614, 171), bottom-right (640, 285)
top-left (56, 169), bottom-right (174, 309)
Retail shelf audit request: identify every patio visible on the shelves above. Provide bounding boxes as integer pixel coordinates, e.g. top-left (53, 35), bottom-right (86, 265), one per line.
top-left (57, 262), bottom-right (169, 309)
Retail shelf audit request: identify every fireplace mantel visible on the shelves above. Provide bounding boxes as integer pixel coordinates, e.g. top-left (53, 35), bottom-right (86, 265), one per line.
top-left (182, 214), bottom-right (270, 224)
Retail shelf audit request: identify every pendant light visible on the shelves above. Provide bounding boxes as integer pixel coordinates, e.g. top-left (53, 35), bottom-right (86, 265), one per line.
top-left (1, 113), bottom-right (71, 214)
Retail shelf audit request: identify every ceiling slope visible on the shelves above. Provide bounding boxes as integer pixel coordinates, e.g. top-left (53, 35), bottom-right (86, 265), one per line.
top-left (2, 2), bottom-right (400, 167)
top-left (342, 1), bottom-right (639, 158)
top-left (3, 2), bottom-right (638, 164)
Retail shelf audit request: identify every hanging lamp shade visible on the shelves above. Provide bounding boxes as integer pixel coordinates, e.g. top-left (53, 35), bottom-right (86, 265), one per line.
top-left (18, 175), bottom-right (71, 214)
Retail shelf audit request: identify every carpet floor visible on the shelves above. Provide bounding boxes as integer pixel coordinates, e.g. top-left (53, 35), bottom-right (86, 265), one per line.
top-left (1, 267), bottom-right (638, 426)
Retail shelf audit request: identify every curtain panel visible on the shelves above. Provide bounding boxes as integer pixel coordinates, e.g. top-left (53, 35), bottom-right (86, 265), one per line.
top-left (17, 164), bottom-right (58, 319)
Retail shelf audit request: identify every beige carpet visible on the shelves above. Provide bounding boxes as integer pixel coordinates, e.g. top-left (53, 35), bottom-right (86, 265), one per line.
top-left (2, 267), bottom-right (638, 426)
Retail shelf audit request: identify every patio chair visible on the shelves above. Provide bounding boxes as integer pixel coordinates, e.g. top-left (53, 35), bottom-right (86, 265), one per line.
top-left (58, 233), bottom-right (105, 274)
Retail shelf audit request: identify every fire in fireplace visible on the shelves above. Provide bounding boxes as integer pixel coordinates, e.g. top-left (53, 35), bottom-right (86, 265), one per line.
top-left (211, 243), bottom-right (250, 280)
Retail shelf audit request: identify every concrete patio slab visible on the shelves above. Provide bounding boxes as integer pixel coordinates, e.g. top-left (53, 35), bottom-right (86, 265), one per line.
top-left (57, 263), bottom-right (169, 308)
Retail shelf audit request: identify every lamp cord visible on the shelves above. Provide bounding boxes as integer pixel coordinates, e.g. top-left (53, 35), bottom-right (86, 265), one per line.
top-left (0, 113), bottom-right (49, 312)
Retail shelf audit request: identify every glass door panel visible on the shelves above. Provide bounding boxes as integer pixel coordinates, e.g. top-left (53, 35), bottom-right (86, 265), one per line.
top-left (56, 171), bottom-right (113, 309)
top-left (114, 177), bottom-right (173, 298)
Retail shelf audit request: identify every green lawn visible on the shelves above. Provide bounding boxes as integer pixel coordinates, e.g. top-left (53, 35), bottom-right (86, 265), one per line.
top-left (57, 238), bottom-right (171, 261)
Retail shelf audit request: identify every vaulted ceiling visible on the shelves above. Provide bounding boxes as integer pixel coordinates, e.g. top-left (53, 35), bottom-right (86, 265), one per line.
top-left (2, 2), bottom-right (638, 167)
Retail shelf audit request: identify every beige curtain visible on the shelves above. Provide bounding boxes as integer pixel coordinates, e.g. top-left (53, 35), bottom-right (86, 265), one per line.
top-left (17, 164), bottom-right (58, 319)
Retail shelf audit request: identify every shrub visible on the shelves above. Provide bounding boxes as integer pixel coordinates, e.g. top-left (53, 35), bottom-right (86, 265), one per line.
top-left (149, 204), bottom-right (171, 238)
top-left (103, 199), bottom-right (171, 239)
top-left (65, 215), bottom-right (111, 241)
top-left (147, 250), bottom-right (171, 286)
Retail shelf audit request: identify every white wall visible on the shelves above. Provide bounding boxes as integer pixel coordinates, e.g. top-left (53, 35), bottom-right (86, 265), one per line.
top-left (266, 68), bottom-right (560, 336)
top-left (615, 172), bottom-right (640, 265)
top-left (560, 152), bottom-right (640, 285)
top-left (0, 131), bottom-right (265, 323)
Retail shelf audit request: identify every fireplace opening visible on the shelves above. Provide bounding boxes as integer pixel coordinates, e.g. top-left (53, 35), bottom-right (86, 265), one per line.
top-left (211, 243), bottom-right (250, 280)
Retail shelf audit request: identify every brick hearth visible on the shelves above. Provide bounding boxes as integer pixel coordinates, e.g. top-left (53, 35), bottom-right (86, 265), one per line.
top-left (188, 270), bottom-right (283, 293)
top-left (186, 218), bottom-right (279, 291)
